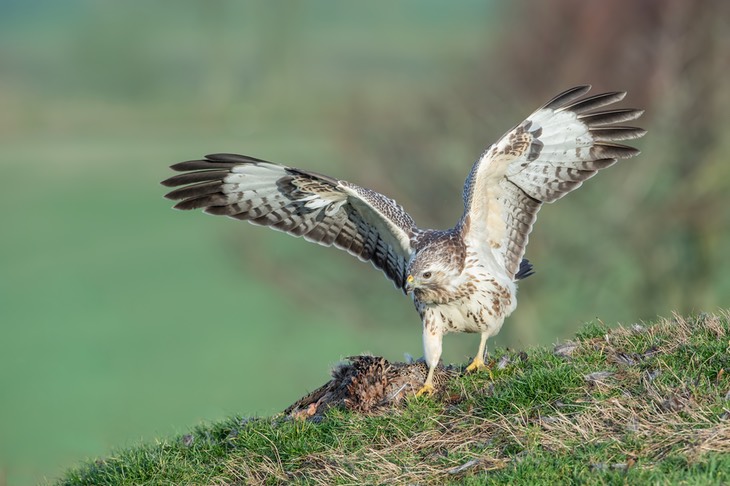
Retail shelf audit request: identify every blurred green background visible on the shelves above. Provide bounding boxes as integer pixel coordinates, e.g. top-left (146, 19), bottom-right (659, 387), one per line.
top-left (1, 0), bottom-right (729, 484)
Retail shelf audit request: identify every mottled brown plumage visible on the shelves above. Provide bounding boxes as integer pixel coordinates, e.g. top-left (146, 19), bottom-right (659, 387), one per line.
top-left (162, 86), bottom-right (645, 394)
top-left (285, 356), bottom-right (459, 417)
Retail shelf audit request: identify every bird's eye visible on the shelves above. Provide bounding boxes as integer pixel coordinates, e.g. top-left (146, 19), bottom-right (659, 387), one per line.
top-left (422, 271), bottom-right (432, 279)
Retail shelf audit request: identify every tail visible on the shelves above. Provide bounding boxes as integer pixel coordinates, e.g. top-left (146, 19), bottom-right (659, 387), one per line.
top-left (515, 259), bottom-right (535, 280)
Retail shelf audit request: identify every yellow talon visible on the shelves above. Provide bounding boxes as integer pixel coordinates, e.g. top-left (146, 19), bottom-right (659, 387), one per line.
top-left (465, 356), bottom-right (488, 373)
top-left (416, 383), bottom-right (436, 397)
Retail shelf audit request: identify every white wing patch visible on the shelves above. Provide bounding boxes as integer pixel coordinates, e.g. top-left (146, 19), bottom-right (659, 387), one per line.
top-left (461, 86), bottom-right (645, 279)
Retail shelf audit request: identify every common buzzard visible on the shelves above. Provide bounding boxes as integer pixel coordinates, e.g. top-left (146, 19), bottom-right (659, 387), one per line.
top-left (162, 86), bottom-right (645, 395)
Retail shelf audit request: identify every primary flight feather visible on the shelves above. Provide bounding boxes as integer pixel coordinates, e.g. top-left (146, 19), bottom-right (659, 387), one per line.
top-left (162, 86), bottom-right (645, 395)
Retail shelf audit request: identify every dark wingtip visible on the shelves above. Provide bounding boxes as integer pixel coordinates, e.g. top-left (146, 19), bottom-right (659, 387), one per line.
top-left (172, 200), bottom-right (195, 210)
top-left (168, 153), bottom-right (262, 173)
top-left (161, 176), bottom-right (181, 187)
top-left (204, 153), bottom-right (269, 164)
top-left (171, 193), bottom-right (229, 210)
top-left (542, 85), bottom-right (592, 110)
top-left (169, 160), bottom-right (213, 171)
top-left (563, 91), bottom-right (627, 115)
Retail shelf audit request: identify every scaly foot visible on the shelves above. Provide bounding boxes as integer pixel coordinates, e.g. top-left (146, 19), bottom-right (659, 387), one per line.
top-left (465, 356), bottom-right (488, 373)
top-left (415, 383), bottom-right (436, 397)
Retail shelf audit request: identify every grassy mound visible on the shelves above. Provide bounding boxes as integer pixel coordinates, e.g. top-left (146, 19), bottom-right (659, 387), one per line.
top-left (60, 312), bottom-right (730, 485)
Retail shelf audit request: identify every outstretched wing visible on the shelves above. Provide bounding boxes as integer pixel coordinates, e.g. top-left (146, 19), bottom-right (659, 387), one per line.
top-left (162, 154), bottom-right (419, 290)
top-left (461, 85), bottom-right (645, 279)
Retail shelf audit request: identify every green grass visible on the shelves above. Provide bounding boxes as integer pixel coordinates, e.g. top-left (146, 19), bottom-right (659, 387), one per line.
top-left (59, 312), bottom-right (730, 485)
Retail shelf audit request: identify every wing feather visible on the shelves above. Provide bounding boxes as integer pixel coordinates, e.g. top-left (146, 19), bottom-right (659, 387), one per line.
top-left (541, 85), bottom-right (592, 110)
top-left (579, 108), bottom-right (644, 127)
top-left (461, 86), bottom-right (645, 279)
top-left (162, 154), bottom-right (419, 290)
top-left (560, 91), bottom-right (627, 114)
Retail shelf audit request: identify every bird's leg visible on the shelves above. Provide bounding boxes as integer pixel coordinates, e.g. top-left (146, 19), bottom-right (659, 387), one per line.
top-left (466, 332), bottom-right (490, 373)
top-left (417, 365), bottom-right (436, 397)
top-left (416, 320), bottom-right (442, 396)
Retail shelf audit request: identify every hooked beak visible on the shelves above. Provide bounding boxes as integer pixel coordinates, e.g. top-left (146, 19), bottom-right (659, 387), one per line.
top-left (405, 275), bottom-right (415, 294)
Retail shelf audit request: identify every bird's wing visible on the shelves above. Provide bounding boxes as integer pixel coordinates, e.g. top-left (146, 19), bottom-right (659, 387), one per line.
top-left (460, 85), bottom-right (645, 279)
top-left (162, 154), bottom-right (419, 290)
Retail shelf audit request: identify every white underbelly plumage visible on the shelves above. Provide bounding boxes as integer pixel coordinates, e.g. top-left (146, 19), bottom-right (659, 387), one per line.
top-left (424, 275), bottom-right (517, 336)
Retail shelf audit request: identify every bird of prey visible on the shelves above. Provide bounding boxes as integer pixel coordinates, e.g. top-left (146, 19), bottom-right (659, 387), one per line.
top-left (162, 86), bottom-right (645, 396)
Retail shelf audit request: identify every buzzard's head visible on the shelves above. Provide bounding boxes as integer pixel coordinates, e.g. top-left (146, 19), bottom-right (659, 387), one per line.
top-left (405, 234), bottom-right (466, 303)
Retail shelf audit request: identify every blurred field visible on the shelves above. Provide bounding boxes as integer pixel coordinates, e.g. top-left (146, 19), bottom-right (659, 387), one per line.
top-left (1, 1), bottom-right (729, 484)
